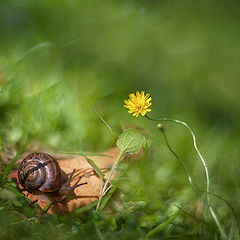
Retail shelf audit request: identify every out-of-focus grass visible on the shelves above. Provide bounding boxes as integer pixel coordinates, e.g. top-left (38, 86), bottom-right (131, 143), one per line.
top-left (0, 0), bottom-right (240, 239)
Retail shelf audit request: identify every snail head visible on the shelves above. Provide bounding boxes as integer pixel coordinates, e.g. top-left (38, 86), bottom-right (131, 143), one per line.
top-left (58, 169), bottom-right (87, 195)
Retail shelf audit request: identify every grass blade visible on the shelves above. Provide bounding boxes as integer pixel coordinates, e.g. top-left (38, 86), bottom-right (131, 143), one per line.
top-left (145, 211), bottom-right (181, 238)
top-left (84, 156), bottom-right (105, 180)
top-left (2, 140), bottom-right (29, 181)
top-left (93, 106), bottom-right (115, 143)
top-left (55, 151), bottom-right (109, 157)
top-left (73, 200), bottom-right (98, 215)
top-left (42, 203), bottom-right (52, 214)
top-left (99, 186), bottom-right (116, 211)
top-left (227, 220), bottom-right (239, 240)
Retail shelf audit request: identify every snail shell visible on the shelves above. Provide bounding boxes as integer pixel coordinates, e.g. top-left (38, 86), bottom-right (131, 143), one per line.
top-left (18, 153), bottom-right (61, 192)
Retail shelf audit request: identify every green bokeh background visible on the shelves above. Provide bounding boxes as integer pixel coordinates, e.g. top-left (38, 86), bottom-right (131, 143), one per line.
top-left (0, 0), bottom-right (240, 239)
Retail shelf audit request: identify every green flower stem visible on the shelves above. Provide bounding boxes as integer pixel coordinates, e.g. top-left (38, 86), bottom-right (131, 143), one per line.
top-left (159, 126), bottom-right (195, 189)
top-left (102, 151), bottom-right (123, 195)
top-left (96, 151), bottom-right (124, 210)
top-left (145, 115), bottom-right (227, 239)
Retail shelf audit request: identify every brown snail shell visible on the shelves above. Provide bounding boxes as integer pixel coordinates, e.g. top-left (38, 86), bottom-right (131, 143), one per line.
top-left (18, 152), bottom-right (87, 203)
top-left (18, 153), bottom-right (61, 192)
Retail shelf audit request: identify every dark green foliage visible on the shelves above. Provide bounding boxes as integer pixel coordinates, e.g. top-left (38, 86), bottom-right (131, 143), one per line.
top-left (0, 0), bottom-right (240, 239)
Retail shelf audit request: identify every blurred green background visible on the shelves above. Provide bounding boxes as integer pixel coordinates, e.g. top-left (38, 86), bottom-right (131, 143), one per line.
top-left (0, 0), bottom-right (240, 239)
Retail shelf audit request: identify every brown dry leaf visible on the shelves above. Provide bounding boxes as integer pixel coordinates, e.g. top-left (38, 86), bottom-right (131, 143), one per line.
top-left (8, 147), bottom-right (136, 214)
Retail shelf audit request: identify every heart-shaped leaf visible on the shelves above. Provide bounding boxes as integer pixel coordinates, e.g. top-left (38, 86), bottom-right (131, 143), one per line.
top-left (117, 129), bottom-right (143, 155)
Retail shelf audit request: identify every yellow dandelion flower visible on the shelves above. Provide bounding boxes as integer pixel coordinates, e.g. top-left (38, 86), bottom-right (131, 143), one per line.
top-left (124, 91), bottom-right (152, 117)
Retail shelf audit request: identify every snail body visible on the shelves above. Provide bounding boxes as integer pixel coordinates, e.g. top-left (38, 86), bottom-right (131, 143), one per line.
top-left (18, 152), bottom-right (87, 203)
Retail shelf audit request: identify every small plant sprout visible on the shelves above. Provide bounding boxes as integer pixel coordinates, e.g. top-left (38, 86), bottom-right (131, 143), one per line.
top-left (96, 128), bottom-right (144, 211)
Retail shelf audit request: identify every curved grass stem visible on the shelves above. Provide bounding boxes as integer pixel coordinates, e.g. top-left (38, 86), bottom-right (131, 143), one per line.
top-left (159, 126), bottom-right (195, 189)
top-left (145, 115), bottom-right (227, 239)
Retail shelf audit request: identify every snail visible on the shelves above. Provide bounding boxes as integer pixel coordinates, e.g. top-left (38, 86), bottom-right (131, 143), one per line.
top-left (18, 152), bottom-right (87, 203)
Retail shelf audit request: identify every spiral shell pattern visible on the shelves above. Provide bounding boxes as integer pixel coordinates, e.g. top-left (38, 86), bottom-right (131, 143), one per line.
top-left (18, 153), bottom-right (61, 192)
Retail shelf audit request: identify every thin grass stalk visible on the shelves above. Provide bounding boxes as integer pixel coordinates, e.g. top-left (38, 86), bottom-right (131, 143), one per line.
top-left (160, 124), bottom-right (240, 238)
top-left (93, 106), bottom-right (115, 143)
top-left (145, 115), bottom-right (227, 239)
top-left (158, 125), bottom-right (195, 189)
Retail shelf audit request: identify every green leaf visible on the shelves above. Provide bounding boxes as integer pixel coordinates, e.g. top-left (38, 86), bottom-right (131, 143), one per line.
top-left (84, 156), bottom-right (105, 180)
top-left (13, 200), bottom-right (22, 207)
top-left (4, 183), bottom-right (22, 197)
top-left (116, 129), bottom-right (143, 155)
top-left (42, 203), bottom-right (52, 213)
top-left (0, 189), bottom-right (16, 200)
top-left (99, 186), bottom-right (116, 211)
